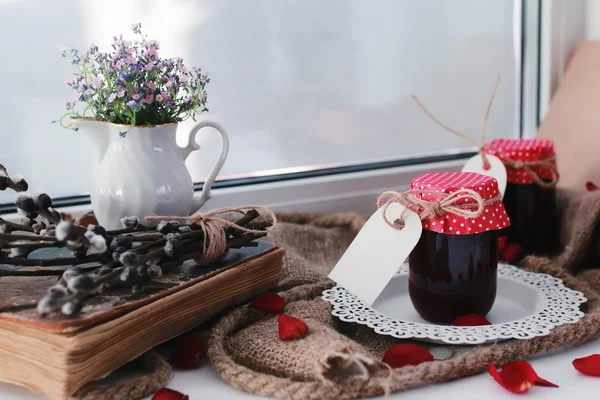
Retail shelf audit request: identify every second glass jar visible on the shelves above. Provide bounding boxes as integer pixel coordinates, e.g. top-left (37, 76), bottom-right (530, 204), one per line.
top-left (485, 138), bottom-right (559, 255)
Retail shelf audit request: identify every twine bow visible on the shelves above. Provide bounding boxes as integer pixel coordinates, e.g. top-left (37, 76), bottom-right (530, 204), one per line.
top-left (377, 189), bottom-right (501, 229)
top-left (412, 75), bottom-right (559, 189)
top-left (145, 206), bottom-right (277, 262)
top-left (494, 152), bottom-right (559, 189)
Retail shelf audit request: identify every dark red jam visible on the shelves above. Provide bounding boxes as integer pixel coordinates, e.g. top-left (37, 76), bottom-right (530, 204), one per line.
top-left (484, 138), bottom-right (559, 255)
top-left (501, 182), bottom-right (559, 255)
top-left (408, 229), bottom-right (498, 324)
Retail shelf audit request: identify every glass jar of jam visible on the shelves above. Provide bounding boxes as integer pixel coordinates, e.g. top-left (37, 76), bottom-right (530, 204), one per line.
top-left (485, 139), bottom-right (559, 255)
top-left (407, 172), bottom-right (509, 324)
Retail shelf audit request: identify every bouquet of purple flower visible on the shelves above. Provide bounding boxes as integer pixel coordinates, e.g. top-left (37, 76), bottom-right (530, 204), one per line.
top-left (55, 23), bottom-right (209, 129)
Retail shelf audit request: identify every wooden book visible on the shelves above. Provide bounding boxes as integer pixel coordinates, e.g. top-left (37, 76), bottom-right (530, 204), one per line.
top-left (0, 241), bottom-right (284, 400)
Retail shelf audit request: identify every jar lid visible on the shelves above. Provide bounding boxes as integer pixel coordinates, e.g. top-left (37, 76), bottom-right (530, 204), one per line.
top-left (410, 172), bottom-right (510, 235)
top-left (484, 138), bottom-right (557, 184)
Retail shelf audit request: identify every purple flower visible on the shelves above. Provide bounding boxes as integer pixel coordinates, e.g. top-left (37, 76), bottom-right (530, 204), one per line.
top-left (144, 49), bottom-right (157, 58)
top-left (58, 23), bottom-right (210, 128)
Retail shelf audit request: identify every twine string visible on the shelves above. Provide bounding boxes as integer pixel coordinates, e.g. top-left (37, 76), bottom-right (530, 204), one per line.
top-left (499, 154), bottom-right (559, 189)
top-left (377, 189), bottom-right (502, 230)
top-left (145, 206), bottom-right (277, 261)
top-left (411, 75), bottom-right (558, 188)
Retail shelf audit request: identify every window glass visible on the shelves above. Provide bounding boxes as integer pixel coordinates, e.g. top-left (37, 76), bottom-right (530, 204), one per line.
top-left (0, 0), bottom-right (520, 204)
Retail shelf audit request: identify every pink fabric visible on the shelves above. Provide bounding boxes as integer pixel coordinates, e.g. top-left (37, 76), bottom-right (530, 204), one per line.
top-left (485, 138), bottom-right (557, 184)
top-left (410, 172), bottom-right (510, 235)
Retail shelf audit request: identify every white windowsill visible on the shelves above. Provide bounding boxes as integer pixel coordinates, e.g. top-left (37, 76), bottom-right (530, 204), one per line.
top-left (1, 159), bottom-right (465, 223)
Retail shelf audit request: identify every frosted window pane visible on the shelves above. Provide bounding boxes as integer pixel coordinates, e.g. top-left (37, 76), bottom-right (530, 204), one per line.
top-left (0, 0), bottom-right (519, 204)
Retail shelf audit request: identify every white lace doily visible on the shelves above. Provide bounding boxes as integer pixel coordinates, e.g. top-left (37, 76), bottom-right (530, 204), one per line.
top-left (322, 263), bottom-right (587, 345)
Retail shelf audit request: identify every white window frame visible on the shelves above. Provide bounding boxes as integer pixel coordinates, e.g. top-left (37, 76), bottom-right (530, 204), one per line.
top-left (538, 0), bottom-right (586, 122)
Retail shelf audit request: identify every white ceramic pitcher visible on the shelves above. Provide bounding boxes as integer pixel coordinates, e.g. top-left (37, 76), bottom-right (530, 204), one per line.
top-left (73, 119), bottom-right (229, 229)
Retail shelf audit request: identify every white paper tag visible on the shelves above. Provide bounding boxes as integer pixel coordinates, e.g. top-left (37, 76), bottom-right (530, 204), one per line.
top-left (461, 154), bottom-right (507, 197)
top-left (328, 202), bottom-right (422, 305)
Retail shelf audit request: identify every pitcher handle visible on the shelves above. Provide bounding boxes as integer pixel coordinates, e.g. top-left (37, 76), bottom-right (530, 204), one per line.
top-left (182, 121), bottom-right (230, 214)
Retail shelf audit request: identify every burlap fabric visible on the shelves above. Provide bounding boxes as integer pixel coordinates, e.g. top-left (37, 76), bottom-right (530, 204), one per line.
top-left (206, 191), bottom-right (600, 400)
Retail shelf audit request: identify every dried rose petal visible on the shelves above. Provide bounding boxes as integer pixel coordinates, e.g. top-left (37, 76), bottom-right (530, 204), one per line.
top-left (170, 336), bottom-right (204, 369)
top-left (278, 314), bottom-right (309, 340)
top-left (152, 388), bottom-right (189, 400)
top-left (488, 361), bottom-right (558, 393)
top-left (586, 181), bottom-right (599, 192)
top-left (535, 376), bottom-right (559, 387)
top-left (381, 344), bottom-right (434, 369)
top-left (452, 314), bottom-right (491, 326)
top-left (250, 292), bottom-right (285, 314)
top-left (75, 213), bottom-right (98, 227)
top-left (573, 354), bottom-right (600, 376)
top-left (499, 242), bottom-right (524, 263)
top-left (498, 236), bottom-right (508, 252)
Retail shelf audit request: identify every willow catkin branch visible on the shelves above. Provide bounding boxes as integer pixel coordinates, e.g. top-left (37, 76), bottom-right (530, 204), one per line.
top-left (0, 302), bottom-right (38, 313)
top-left (0, 218), bottom-right (34, 233)
top-left (0, 254), bottom-right (102, 267)
top-left (105, 224), bottom-right (151, 236)
top-left (4, 242), bottom-right (63, 249)
top-left (0, 233), bottom-right (57, 242)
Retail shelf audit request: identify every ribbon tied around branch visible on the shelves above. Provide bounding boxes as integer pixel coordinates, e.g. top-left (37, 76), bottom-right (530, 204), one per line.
top-left (145, 206), bottom-right (277, 262)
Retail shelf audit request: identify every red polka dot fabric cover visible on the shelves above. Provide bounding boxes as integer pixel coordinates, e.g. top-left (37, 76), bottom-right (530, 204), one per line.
top-left (484, 138), bottom-right (556, 184)
top-left (410, 172), bottom-right (510, 235)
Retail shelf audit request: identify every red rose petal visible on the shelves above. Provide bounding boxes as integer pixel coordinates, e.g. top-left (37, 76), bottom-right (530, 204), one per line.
top-left (535, 376), bottom-right (559, 388)
top-left (278, 314), bottom-right (309, 340)
top-left (488, 361), bottom-right (536, 394)
top-left (499, 243), bottom-right (524, 263)
top-left (170, 336), bottom-right (204, 369)
top-left (451, 314), bottom-right (491, 326)
top-left (488, 361), bottom-right (558, 394)
top-left (381, 344), bottom-right (434, 369)
top-left (586, 181), bottom-right (599, 192)
top-left (250, 292), bottom-right (285, 314)
top-left (498, 236), bottom-right (507, 252)
top-left (573, 354), bottom-right (600, 376)
top-left (152, 388), bottom-right (189, 400)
